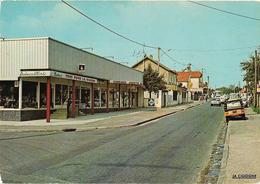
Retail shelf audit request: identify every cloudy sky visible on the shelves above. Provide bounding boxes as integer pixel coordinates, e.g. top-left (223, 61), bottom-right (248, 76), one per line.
top-left (0, 1), bottom-right (260, 88)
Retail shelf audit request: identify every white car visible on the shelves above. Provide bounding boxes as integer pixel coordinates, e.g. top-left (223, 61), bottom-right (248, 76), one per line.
top-left (211, 98), bottom-right (221, 106)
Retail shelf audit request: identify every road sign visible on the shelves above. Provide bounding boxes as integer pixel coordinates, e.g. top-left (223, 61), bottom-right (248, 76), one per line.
top-left (257, 84), bottom-right (260, 93)
top-left (148, 98), bottom-right (155, 107)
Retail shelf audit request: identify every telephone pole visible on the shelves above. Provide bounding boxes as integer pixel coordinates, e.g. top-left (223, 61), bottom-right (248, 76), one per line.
top-left (207, 76), bottom-right (210, 97)
top-left (254, 50), bottom-right (258, 108)
top-left (157, 47), bottom-right (161, 72)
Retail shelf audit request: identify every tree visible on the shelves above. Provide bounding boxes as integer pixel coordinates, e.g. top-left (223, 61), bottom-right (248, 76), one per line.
top-left (240, 56), bottom-right (255, 93)
top-left (143, 64), bottom-right (166, 98)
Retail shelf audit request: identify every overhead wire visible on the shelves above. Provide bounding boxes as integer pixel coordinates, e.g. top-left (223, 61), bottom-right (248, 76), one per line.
top-left (61, 0), bottom-right (158, 49)
top-left (172, 46), bottom-right (258, 52)
top-left (188, 1), bottom-right (260, 22)
top-left (161, 48), bottom-right (187, 67)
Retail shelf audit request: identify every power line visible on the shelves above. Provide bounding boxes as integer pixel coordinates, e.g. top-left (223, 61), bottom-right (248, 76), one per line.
top-left (160, 48), bottom-right (187, 66)
top-left (173, 46), bottom-right (258, 53)
top-left (189, 1), bottom-right (260, 22)
top-left (61, 0), bottom-right (158, 49)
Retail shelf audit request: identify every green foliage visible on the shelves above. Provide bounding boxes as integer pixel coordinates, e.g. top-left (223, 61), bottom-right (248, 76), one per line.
top-left (240, 52), bottom-right (260, 93)
top-left (143, 64), bottom-right (166, 94)
top-left (240, 56), bottom-right (255, 92)
top-left (251, 105), bottom-right (260, 114)
top-left (217, 85), bottom-right (241, 94)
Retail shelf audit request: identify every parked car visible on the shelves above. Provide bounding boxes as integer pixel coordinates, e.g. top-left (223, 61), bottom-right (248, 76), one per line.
top-left (220, 95), bottom-right (227, 104)
top-left (224, 98), bottom-right (245, 122)
top-left (241, 97), bottom-right (249, 108)
top-left (211, 98), bottom-right (221, 106)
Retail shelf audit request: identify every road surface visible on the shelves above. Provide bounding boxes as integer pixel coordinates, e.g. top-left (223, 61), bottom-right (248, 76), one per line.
top-left (0, 103), bottom-right (224, 183)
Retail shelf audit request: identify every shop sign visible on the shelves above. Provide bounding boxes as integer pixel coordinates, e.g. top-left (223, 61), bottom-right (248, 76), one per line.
top-left (20, 71), bottom-right (51, 77)
top-left (257, 83), bottom-right (260, 93)
top-left (20, 70), bottom-right (97, 83)
top-left (50, 71), bottom-right (97, 83)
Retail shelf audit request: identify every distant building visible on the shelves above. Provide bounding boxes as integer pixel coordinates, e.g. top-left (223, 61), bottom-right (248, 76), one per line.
top-left (177, 71), bottom-right (203, 100)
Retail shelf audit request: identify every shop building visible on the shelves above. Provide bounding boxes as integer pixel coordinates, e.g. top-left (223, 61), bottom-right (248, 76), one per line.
top-left (0, 37), bottom-right (144, 121)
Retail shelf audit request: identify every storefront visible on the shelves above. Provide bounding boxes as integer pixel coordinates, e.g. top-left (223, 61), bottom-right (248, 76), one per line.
top-left (0, 37), bottom-right (144, 121)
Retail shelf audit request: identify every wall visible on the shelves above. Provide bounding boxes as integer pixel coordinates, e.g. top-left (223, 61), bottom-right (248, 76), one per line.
top-left (191, 78), bottom-right (200, 89)
top-left (0, 38), bottom-right (49, 80)
top-left (48, 39), bottom-right (143, 83)
top-left (138, 87), bottom-right (144, 107)
top-left (133, 58), bottom-right (170, 83)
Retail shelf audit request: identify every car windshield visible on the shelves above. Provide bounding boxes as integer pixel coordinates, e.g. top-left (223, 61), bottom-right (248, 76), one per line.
top-left (226, 101), bottom-right (242, 110)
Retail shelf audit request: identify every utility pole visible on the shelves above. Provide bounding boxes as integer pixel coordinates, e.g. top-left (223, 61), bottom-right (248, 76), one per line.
top-left (157, 47), bottom-right (161, 72)
top-left (207, 76), bottom-right (209, 97)
top-left (201, 68), bottom-right (204, 83)
top-left (254, 50), bottom-right (258, 108)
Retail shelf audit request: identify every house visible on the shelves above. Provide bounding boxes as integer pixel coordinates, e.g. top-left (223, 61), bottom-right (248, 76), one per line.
top-left (132, 55), bottom-right (188, 107)
top-left (177, 71), bottom-right (203, 100)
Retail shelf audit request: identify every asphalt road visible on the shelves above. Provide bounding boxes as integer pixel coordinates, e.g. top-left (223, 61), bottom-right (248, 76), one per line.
top-left (0, 103), bottom-right (224, 183)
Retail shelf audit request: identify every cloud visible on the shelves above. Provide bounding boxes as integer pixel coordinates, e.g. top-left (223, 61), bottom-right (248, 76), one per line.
top-left (9, 2), bottom-right (81, 36)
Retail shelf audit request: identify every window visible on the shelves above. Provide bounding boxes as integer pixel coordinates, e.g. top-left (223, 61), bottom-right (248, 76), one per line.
top-left (94, 89), bottom-right (100, 107)
top-left (55, 84), bottom-right (62, 105)
top-left (23, 81), bottom-right (37, 108)
top-left (81, 88), bottom-right (91, 108)
top-left (0, 81), bottom-right (18, 108)
top-left (101, 89), bottom-right (106, 107)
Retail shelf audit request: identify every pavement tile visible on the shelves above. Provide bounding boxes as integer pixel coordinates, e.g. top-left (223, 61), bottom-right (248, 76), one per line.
top-left (223, 108), bottom-right (260, 184)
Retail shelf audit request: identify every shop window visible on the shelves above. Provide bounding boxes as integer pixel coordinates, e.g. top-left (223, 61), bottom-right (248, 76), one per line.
top-left (109, 90), bottom-right (118, 108)
top-left (81, 88), bottom-right (91, 108)
top-left (62, 85), bottom-right (68, 105)
top-left (40, 83), bottom-right (46, 107)
top-left (101, 89), bottom-right (106, 107)
top-left (55, 84), bottom-right (62, 105)
top-left (0, 81), bottom-right (18, 108)
top-left (122, 92), bottom-right (129, 107)
top-left (23, 81), bottom-right (37, 108)
top-left (94, 89), bottom-right (100, 107)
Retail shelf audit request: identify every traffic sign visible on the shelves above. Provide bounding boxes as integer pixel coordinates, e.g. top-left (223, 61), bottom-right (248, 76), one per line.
top-left (148, 98), bottom-right (155, 106)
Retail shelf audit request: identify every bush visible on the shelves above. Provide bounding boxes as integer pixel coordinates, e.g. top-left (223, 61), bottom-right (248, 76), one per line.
top-left (251, 106), bottom-right (260, 114)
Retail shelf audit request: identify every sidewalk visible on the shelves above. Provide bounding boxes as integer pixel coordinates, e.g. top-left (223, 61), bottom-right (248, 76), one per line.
top-left (222, 108), bottom-right (260, 184)
top-left (0, 102), bottom-right (202, 133)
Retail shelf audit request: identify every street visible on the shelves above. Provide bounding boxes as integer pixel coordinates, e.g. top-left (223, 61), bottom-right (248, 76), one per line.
top-left (0, 103), bottom-right (223, 183)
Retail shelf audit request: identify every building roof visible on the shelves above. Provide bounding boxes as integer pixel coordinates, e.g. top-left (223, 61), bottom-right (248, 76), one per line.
top-left (177, 71), bottom-right (202, 82)
top-left (132, 55), bottom-right (177, 74)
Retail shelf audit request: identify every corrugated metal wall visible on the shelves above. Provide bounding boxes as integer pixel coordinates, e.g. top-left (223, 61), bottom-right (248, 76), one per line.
top-left (0, 37), bottom-right (143, 83)
top-left (0, 38), bottom-right (49, 80)
top-left (48, 39), bottom-right (143, 83)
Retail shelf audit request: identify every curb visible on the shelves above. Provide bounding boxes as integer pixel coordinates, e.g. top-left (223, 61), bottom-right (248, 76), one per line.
top-left (0, 102), bottom-right (203, 133)
top-left (217, 122), bottom-right (231, 184)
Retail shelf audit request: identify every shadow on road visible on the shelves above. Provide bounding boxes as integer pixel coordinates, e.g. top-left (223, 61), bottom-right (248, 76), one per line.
top-left (0, 132), bottom-right (62, 141)
top-left (97, 163), bottom-right (186, 170)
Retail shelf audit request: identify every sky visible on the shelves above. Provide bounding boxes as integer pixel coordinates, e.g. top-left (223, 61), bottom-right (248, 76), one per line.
top-left (0, 0), bottom-right (260, 88)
